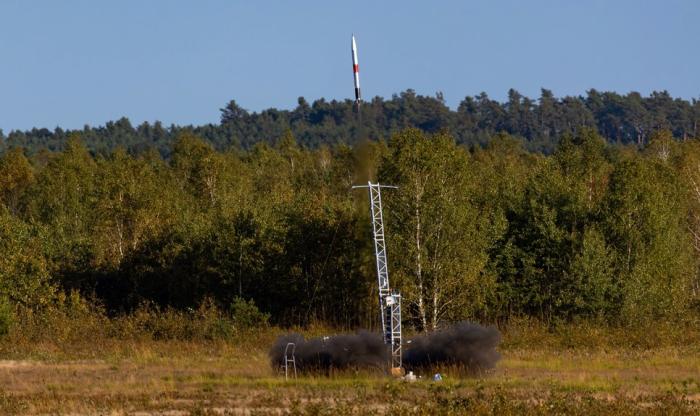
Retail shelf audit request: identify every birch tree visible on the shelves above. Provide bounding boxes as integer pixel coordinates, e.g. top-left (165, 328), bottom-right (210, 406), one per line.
top-left (380, 129), bottom-right (495, 330)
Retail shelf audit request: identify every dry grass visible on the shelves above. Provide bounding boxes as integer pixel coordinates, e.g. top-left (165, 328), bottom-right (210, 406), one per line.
top-left (2, 310), bottom-right (700, 414)
top-left (1, 337), bottom-right (699, 415)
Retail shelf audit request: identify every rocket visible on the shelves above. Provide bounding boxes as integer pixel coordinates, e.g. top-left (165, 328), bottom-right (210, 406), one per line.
top-left (351, 34), bottom-right (361, 108)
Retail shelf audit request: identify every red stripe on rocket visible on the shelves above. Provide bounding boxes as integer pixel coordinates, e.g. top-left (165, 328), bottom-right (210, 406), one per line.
top-left (351, 35), bottom-right (361, 103)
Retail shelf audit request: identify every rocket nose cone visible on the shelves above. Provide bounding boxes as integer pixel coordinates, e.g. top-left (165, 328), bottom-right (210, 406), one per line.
top-left (351, 35), bottom-right (356, 50)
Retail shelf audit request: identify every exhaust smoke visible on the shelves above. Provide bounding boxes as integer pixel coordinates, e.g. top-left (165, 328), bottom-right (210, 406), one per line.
top-left (269, 321), bottom-right (501, 375)
top-left (269, 330), bottom-right (387, 373)
top-left (403, 321), bottom-right (501, 373)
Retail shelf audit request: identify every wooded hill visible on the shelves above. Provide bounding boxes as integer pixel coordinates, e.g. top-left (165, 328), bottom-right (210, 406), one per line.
top-left (2, 89), bottom-right (699, 156)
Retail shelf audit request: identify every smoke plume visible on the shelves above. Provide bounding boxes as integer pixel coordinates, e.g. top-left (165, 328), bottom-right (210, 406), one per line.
top-left (269, 330), bottom-right (388, 373)
top-left (403, 321), bottom-right (501, 373)
top-left (270, 322), bottom-right (500, 375)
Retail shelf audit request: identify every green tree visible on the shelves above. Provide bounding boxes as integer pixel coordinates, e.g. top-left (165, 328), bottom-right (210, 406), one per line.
top-left (27, 135), bottom-right (98, 277)
top-left (492, 129), bottom-right (613, 321)
top-left (604, 153), bottom-right (694, 323)
top-left (0, 147), bottom-right (35, 215)
top-left (92, 148), bottom-right (176, 267)
top-left (0, 209), bottom-right (55, 306)
top-left (380, 129), bottom-right (495, 330)
top-left (171, 133), bottom-right (224, 208)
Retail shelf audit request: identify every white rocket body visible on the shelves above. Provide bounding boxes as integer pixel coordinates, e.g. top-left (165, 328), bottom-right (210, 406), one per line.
top-left (351, 35), bottom-right (361, 104)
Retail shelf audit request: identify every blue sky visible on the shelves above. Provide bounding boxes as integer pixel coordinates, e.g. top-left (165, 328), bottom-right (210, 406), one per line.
top-left (1, 0), bottom-right (698, 131)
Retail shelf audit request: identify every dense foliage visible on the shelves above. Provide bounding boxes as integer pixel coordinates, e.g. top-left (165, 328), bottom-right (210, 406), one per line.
top-left (1, 123), bottom-right (699, 331)
top-left (2, 89), bottom-right (699, 155)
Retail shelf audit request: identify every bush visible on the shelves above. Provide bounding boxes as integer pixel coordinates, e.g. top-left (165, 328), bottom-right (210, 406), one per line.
top-left (114, 298), bottom-right (236, 341)
top-left (0, 297), bottom-right (12, 337)
top-left (230, 297), bottom-right (269, 329)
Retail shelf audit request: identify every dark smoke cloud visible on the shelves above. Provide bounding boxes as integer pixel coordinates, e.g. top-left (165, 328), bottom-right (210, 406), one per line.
top-left (269, 322), bottom-right (500, 375)
top-left (269, 330), bottom-right (388, 373)
top-left (403, 322), bottom-right (501, 373)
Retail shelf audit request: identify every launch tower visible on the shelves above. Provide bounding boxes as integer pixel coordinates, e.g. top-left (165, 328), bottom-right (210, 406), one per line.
top-left (353, 182), bottom-right (402, 370)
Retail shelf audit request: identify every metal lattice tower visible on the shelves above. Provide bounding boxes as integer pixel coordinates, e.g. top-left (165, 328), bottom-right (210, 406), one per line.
top-left (353, 181), bottom-right (402, 370)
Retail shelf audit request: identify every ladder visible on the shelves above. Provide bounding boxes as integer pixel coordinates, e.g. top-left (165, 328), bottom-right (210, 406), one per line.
top-left (284, 342), bottom-right (297, 380)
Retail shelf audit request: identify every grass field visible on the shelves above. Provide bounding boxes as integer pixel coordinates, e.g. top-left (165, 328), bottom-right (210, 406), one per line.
top-left (2, 322), bottom-right (700, 415)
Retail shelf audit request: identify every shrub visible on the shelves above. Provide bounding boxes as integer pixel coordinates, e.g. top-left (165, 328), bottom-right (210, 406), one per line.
top-left (0, 297), bottom-right (12, 337)
top-left (230, 297), bottom-right (270, 329)
top-left (111, 298), bottom-right (237, 341)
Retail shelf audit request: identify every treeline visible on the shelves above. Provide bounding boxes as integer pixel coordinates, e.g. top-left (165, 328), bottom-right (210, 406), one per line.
top-left (1, 127), bottom-right (700, 331)
top-left (2, 89), bottom-right (699, 155)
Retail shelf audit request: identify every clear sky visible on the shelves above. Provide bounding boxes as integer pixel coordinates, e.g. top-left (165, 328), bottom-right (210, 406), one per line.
top-left (1, 0), bottom-right (698, 131)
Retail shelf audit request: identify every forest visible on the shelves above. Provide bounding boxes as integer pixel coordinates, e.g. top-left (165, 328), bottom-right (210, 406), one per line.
top-left (2, 89), bottom-right (700, 156)
top-left (1, 90), bottom-right (700, 332)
